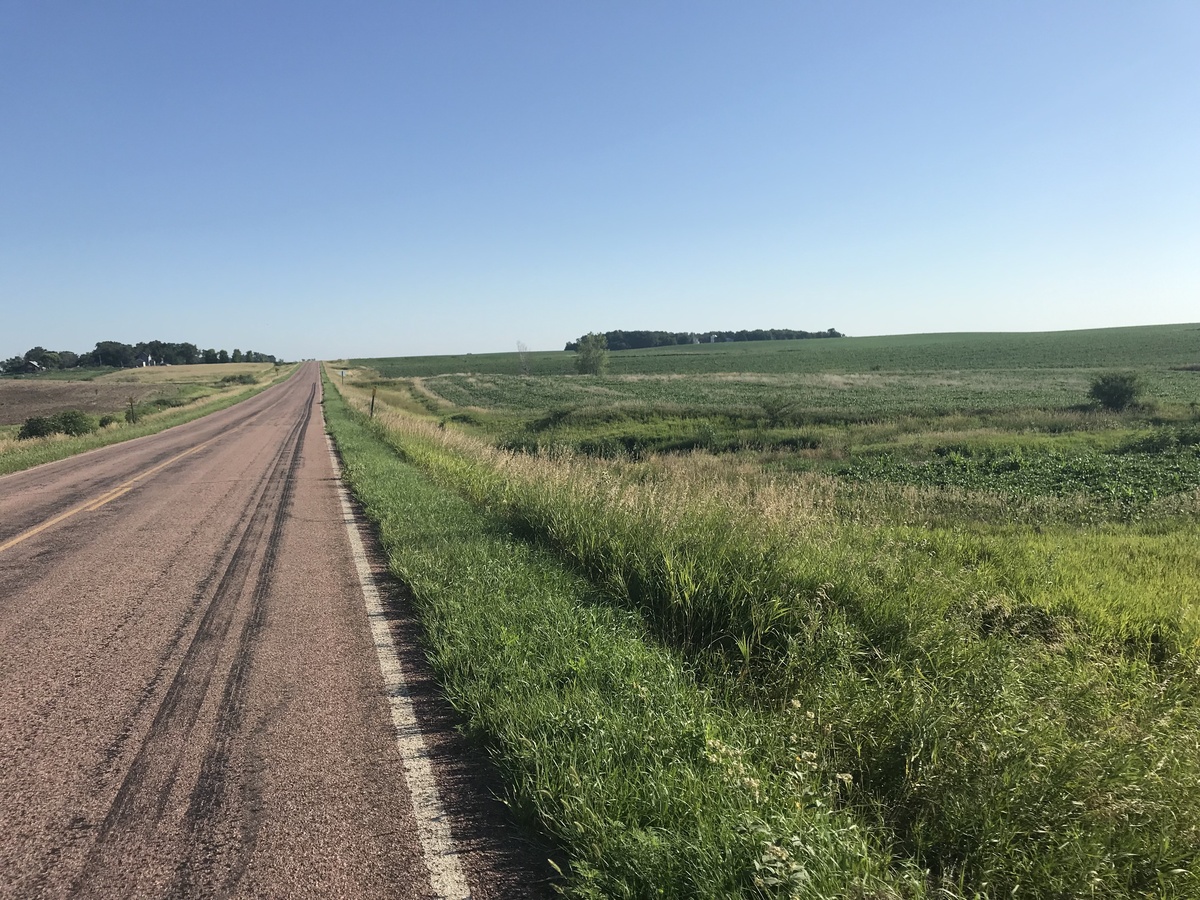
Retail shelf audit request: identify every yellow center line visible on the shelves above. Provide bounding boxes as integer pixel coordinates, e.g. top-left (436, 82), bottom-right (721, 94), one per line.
top-left (84, 485), bottom-right (134, 512)
top-left (0, 439), bottom-right (215, 554)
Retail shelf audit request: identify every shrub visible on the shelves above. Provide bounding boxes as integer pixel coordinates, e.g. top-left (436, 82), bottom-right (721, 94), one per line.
top-left (17, 416), bottom-right (57, 440)
top-left (760, 396), bottom-right (799, 427)
top-left (50, 409), bottom-right (97, 436)
top-left (99, 414), bottom-right (118, 428)
top-left (16, 410), bottom-right (98, 440)
top-left (1088, 372), bottom-right (1139, 411)
top-left (220, 372), bottom-right (258, 384)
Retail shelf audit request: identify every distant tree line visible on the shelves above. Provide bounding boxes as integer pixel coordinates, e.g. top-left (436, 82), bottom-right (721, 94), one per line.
top-left (2, 340), bottom-right (278, 374)
top-left (564, 328), bottom-right (843, 351)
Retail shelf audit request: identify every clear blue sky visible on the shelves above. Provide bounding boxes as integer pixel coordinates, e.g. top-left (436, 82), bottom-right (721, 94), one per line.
top-left (3, 1), bottom-right (1197, 360)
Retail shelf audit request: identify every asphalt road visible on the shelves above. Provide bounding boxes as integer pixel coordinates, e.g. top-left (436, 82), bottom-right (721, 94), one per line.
top-left (0, 363), bottom-right (546, 899)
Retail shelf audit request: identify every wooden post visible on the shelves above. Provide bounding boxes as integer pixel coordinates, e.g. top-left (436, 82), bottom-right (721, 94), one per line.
top-left (370, 386), bottom-right (376, 418)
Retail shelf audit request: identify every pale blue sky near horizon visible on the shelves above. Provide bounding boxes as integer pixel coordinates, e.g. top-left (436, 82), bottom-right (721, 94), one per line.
top-left (2, 1), bottom-right (1197, 361)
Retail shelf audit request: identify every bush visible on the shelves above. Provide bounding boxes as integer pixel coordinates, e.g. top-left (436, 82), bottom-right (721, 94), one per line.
top-left (220, 372), bottom-right (258, 385)
top-left (16, 410), bottom-right (98, 440)
top-left (17, 416), bottom-right (57, 440)
top-left (99, 414), bottom-right (118, 428)
top-left (1088, 372), bottom-right (1139, 411)
top-left (50, 409), bottom-right (97, 436)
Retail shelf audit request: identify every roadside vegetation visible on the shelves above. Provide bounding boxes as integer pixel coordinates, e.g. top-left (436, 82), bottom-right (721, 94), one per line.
top-left (0, 363), bottom-right (296, 476)
top-left (17, 409), bottom-right (100, 440)
top-left (325, 383), bottom-right (914, 898)
top-left (327, 324), bottom-right (1200, 898)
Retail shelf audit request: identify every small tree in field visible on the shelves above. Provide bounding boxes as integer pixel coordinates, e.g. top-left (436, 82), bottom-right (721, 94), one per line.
top-left (1089, 372), bottom-right (1139, 411)
top-left (575, 332), bottom-right (609, 376)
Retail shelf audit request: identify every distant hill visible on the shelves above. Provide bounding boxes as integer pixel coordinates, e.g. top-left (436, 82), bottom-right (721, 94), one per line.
top-left (353, 323), bottom-right (1200, 378)
top-left (564, 328), bottom-right (842, 351)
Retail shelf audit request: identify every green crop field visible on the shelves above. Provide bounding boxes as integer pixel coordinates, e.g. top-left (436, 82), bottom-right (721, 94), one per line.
top-left (330, 324), bottom-right (1200, 899)
top-left (356, 322), bottom-right (1200, 377)
top-left (348, 324), bottom-right (1200, 517)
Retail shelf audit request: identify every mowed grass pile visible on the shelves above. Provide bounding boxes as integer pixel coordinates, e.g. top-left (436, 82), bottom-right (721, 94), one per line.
top-left (330, 374), bottom-right (1200, 899)
top-left (323, 381), bottom-right (912, 899)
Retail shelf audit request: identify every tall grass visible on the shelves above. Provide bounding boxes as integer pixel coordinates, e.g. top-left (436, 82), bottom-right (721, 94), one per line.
top-left (332, 373), bottom-right (1200, 898)
top-left (324, 380), bottom-right (914, 899)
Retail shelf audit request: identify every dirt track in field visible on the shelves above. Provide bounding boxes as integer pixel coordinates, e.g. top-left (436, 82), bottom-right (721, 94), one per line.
top-left (0, 362), bottom-right (551, 899)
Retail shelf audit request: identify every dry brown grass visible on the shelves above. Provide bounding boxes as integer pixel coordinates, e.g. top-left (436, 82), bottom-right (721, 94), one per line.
top-left (96, 362), bottom-right (273, 384)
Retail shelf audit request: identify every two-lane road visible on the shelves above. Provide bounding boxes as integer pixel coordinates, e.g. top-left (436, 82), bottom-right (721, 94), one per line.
top-left (0, 362), bottom-right (520, 898)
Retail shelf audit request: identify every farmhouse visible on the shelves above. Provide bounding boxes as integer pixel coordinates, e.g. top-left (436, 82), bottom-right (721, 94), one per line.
top-left (3, 359), bottom-right (43, 375)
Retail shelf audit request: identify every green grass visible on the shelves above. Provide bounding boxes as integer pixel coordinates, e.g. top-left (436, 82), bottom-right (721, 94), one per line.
top-left (329, 326), bottom-right (1200, 897)
top-left (329, 370), bottom-right (1200, 899)
top-left (353, 348), bottom-right (579, 377)
top-left (841, 437), bottom-right (1200, 519)
top-left (361, 370), bottom-right (1200, 519)
top-left (1021, 526), bottom-right (1200, 645)
top-left (323, 377), bottom-right (913, 899)
top-left (416, 368), bottom-right (1198, 417)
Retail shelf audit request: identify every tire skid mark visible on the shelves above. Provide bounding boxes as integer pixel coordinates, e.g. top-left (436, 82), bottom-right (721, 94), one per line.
top-left (94, 470), bottom-right (271, 777)
top-left (67, 383), bottom-right (316, 897)
top-left (171, 385), bottom-right (314, 897)
top-left (12, 492), bottom-right (255, 900)
top-left (2, 437), bottom-right (278, 900)
top-left (12, 483), bottom-right (249, 771)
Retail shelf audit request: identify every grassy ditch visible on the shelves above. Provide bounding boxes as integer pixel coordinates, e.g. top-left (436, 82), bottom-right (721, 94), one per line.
top-left (0, 365), bottom-right (297, 476)
top-left (329, 371), bottom-right (1200, 899)
top-left (345, 361), bottom-right (1200, 483)
top-left (323, 378), bottom-right (915, 899)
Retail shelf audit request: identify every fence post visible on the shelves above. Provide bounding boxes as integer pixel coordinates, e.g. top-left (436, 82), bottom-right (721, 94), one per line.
top-left (370, 386), bottom-right (376, 418)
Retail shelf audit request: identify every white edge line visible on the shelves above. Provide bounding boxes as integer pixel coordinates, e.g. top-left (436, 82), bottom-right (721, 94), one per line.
top-left (325, 432), bottom-right (473, 900)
